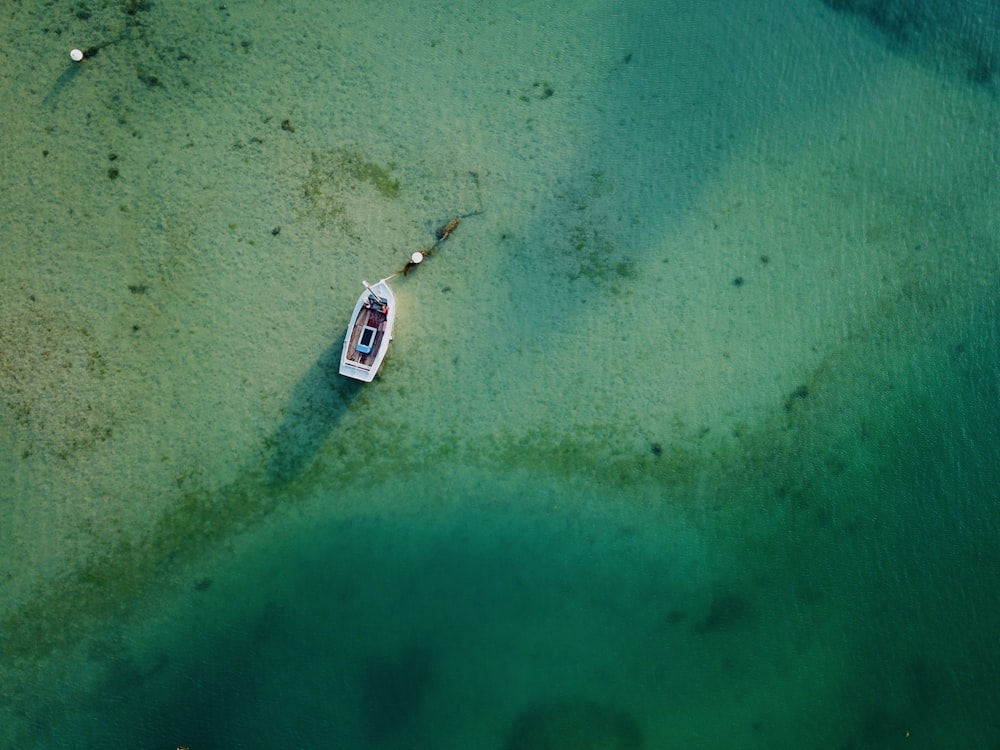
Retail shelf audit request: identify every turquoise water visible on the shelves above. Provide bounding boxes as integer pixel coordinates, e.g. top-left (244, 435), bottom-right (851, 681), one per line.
top-left (2, 0), bottom-right (999, 748)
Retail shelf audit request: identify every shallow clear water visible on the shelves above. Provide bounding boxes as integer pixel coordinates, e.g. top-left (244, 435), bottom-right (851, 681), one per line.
top-left (2, 0), bottom-right (999, 748)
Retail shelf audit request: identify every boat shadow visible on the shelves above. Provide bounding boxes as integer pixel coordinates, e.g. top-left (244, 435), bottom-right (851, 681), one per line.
top-left (262, 335), bottom-right (363, 486)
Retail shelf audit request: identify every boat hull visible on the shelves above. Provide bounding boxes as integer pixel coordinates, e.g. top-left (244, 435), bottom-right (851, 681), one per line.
top-left (339, 279), bottom-right (396, 381)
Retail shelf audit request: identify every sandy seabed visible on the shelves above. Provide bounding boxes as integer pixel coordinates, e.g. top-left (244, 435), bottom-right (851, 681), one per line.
top-left (2, 0), bottom-right (999, 747)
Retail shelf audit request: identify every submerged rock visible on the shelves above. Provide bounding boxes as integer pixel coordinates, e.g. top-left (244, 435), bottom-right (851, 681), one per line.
top-left (693, 592), bottom-right (753, 634)
top-left (504, 698), bottom-right (642, 750)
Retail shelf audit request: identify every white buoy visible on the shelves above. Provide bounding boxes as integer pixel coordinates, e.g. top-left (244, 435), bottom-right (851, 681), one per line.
top-left (70, 48), bottom-right (84, 62)
top-left (410, 251), bottom-right (424, 264)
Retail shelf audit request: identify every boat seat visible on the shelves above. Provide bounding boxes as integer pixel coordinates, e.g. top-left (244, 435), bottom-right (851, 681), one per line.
top-left (356, 325), bottom-right (378, 354)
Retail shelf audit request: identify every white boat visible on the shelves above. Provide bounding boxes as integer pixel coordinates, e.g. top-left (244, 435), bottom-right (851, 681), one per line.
top-left (339, 279), bottom-right (396, 381)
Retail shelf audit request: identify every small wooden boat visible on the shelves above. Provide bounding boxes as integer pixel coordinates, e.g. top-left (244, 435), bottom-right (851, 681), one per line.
top-left (339, 279), bottom-right (396, 381)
